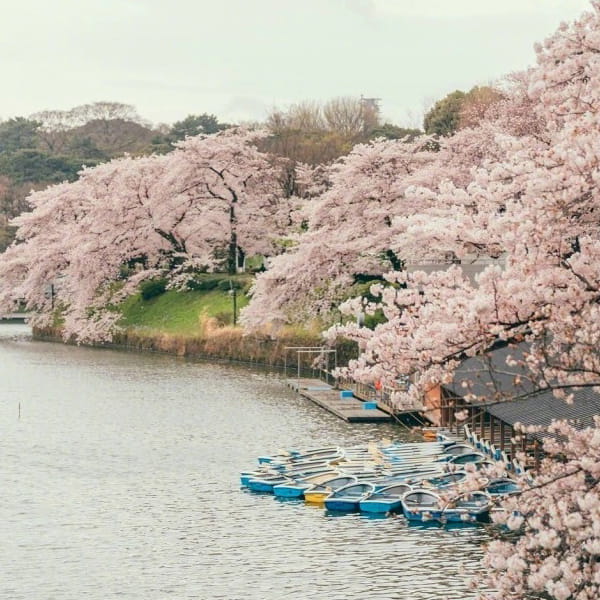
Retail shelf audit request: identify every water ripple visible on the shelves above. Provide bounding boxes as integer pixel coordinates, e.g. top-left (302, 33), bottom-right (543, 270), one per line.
top-left (0, 324), bottom-right (487, 599)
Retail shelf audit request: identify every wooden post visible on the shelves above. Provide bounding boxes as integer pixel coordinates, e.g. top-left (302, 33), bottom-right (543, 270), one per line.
top-left (469, 407), bottom-right (477, 431)
top-left (490, 415), bottom-right (496, 446)
top-left (534, 439), bottom-right (541, 470)
top-left (500, 421), bottom-right (506, 451)
top-left (479, 409), bottom-right (485, 439)
top-left (510, 426), bottom-right (516, 460)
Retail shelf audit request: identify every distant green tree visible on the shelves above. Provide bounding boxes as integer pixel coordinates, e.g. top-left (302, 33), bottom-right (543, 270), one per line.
top-left (370, 123), bottom-right (422, 140)
top-left (0, 149), bottom-right (82, 184)
top-left (150, 113), bottom-right (231, 154)
top-left (170, 113), bottom-right (230, 141)
top-left (0, 118), bottom-right (41, 154)
top-left (423, 90), bottom-right (467, 136)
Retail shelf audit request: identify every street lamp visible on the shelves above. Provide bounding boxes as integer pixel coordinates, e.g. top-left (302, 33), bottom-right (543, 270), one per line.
top-left (229, 280), bottom-right (237, 326)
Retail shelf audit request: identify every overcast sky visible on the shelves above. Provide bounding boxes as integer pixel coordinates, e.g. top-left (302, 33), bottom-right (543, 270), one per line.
top-left (2, 0), bottom-right (593, 128)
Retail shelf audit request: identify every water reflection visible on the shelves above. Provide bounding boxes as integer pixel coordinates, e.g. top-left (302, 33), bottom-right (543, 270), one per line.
top-left (1, 323), bottom-right (487, 599)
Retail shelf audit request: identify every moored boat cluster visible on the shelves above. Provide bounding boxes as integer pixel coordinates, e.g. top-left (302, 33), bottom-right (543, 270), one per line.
top-left (240, 440), bottom-right (521, 523)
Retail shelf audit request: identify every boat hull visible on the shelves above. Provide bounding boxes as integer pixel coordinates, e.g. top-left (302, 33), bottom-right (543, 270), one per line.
top-left (359, 499), bottom-right (403, 514)
top-left (246, 477), bottom-right (288, 492)
top-left (324, 498), bottom-right (361, 512)
top-left (273, 483), bottom-right (309, 498)
top-left (442, 509), bottom-right (489, 523)
top-left (403, 509), bottom-right (444, 522)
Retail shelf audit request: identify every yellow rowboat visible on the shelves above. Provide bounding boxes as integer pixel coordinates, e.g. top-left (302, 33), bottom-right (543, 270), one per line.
top-left (304, 490), bottom-right (329, 504)
top-left (304, 475), bottom-right (357, 504)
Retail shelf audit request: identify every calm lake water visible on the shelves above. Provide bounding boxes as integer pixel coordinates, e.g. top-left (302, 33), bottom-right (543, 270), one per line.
top-left (0, 323), bottom-right (487, 599)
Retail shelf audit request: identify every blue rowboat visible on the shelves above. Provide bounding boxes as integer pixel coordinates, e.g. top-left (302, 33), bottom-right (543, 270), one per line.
top-left (240, 462), bottom-right (324, 487)
top-left (259, 446), bottom-right (342, 465)
top-left (447, 452), bottom-right (487, 465)
top-left (420, 470), bottom-right (468, 489)
top-left (324, 482), bottom-right (376, 512)
top-left (443, 443), bottom-right (477, 457)
top-left (441, 491), bottom-right (492, 523)
top-left (304, 476), bottom-right (358, 504)
top-left (386, 465), bottom-right (445, 479)
top-left (272, 471), bottom-right (340, 498)
top-left (245, 464), bottom-right (334, 492)
top-left (267, 449), bottom-right (344, 468)
top-left (268, 456), bottom-right (341, 472)
top-left (401, 489), bottom-right (444, 522)
top-left (359, 483), bottom-right (412, 514)
top-left (246, 473), bottom-right (292, 492)
top-left (485, 477), bottom-right (521, 496)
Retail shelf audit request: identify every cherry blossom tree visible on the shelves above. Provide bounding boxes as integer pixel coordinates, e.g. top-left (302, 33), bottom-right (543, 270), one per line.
top-left (483, 419), bottom-right (600, 600)
top-left (323, 3), bottom-right (600, 598)
top-left (330, 1), bottom-right (600, 397)
top-left (241, 136), bottom-right (447, 329)
top-left (241, 104), bottom-right (536, 330)
top-left (0, 129), bottom-right (295, 342)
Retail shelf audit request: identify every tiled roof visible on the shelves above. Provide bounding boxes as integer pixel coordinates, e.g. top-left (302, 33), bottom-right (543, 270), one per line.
top-left (486, 388), bottom-right (600, 432)
top-left (444, 343), bottom-right (535, 402)
top-left (444, 342), bottom-right (600, 435)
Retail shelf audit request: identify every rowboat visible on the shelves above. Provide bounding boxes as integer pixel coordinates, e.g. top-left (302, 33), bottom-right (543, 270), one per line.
top-left (386, 464), bottom-right (446, 478)
top-left (272, 471), bottom-right (340, 498)
top-left (441, 491), bottom-right (492, 523)
top-left (401, 489), bottom-right (444, 522)
top-left (485, 477), bottom-right (521, 496)
top-left (374, 468), bottom-right (445, 488)
top-left (324, 482), bottom-right (376, 512)
top-left (258, 446), bottom-right (341, 464)
top-left (245, 463), bottom-right (335, 492)
top-left (304, 476), bottom-right (358, 504)
top-left (266, 448), bottom-right (344, 468)
top-left (240, 460), bottom-right (333, 486)
top-left (359, 483), bottom-right (412, 514)
top-left (420, 470), bottom-right (468, 489)
top-left (447, 452), bottom-right (487, 465)
top-left (443, 443), bottom-right (477, 457)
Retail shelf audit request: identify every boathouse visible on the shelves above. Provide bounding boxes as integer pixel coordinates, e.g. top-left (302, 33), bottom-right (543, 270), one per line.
top-left (423, 342), bottom-right (600, 465)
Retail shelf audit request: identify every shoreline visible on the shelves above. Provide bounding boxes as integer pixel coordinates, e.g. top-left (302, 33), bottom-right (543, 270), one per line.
top-left (32, 325), bottom-right (359, 375)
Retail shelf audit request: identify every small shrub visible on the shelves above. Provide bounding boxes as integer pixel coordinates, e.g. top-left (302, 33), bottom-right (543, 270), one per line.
top-left (140, 278), bottom-right (168, 300)
top-left (187, 277), bottom-right (220, 291)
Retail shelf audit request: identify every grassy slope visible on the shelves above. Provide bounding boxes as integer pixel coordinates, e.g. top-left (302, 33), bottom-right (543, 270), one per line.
top-left (119, 288), bottom-right (249, 336)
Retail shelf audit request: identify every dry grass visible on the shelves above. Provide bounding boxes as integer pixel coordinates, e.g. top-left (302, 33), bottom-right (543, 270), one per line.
top-left (34, 314), bottom-right (359, 370)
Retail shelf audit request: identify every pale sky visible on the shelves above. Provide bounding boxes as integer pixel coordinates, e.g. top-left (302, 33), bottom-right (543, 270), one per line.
top-left (1, 0), bottom-right (593, 128)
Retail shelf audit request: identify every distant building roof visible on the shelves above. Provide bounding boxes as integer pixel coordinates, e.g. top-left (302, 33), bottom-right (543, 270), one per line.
top-left (405, 255), bottom-right (505, 284)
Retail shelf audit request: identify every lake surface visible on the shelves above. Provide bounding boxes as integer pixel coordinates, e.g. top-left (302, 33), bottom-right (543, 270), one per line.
top-left (0, 323), bottom-right (487, 599)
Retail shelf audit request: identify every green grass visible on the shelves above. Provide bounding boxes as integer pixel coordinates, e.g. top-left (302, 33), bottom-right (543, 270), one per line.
top-left (119, 287), bottom-right (249, 336)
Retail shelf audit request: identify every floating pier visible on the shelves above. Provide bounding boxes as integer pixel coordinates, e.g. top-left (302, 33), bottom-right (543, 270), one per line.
top-left (287, 378), bottom-right (392, 423)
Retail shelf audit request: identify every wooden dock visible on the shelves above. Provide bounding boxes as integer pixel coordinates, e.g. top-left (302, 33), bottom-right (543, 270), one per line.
top-left (287, 378), bottom-right (392, 423)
